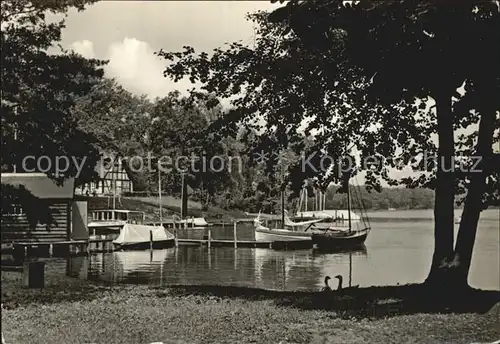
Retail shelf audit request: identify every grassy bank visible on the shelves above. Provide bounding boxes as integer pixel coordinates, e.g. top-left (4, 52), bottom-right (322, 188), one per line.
top-left (2, 271), bottom-right (499, 344)
top-left (86, 196), bottom-right (248, 222)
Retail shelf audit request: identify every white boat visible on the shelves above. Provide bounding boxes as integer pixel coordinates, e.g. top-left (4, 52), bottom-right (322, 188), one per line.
top-left (295, 210), bottom-right (360, 221)
top-left (113, 223), bottom-right (175, 250)
top-left (253, 215), bottom-right (312, 242)
top-left (88, 209), bottom-right (146, 233)
top-left (178, 217), bottom-right (209, 228)
top-left (291, 186), bottom-right (361, 231)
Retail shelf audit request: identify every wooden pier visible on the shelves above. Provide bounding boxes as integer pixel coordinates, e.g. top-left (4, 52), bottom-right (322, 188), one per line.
top-left (11, 238), bottom-right (115, 258)
top-left (7, 222), bottom-right (312, 258)
top-left (177, 238), bottom-right (312, 249)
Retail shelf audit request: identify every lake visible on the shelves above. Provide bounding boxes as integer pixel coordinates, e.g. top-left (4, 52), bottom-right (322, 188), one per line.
top-left (52, 209), bottom-right (500, 291)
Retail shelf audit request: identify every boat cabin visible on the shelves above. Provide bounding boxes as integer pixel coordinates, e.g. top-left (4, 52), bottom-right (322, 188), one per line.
top-left (88, 209), bottom-right (146, 227)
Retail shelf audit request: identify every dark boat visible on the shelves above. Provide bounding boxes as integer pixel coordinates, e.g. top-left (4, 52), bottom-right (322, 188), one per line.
top-left (312, 228), bottom-right (369, 249)
top-left (311, 171), bottom-right (371, 250)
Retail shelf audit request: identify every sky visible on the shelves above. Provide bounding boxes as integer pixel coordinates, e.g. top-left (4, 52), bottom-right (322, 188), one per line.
top-left (62, 1), bottom-right (279, 100)
top-left (60, 1), bottom-right (417, 183)
top-left (61, 1), bottom-right (496, 184)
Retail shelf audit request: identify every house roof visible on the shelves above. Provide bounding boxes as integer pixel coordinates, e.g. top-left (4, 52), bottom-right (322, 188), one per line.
top-left (1, 173), bottom-right (74, 199)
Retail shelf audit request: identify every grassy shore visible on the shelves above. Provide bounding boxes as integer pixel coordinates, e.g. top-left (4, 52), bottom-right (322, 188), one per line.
top-left (86, 196), bottom-right (248, 222)
top-left (2, 271), bottom-right (499, 344)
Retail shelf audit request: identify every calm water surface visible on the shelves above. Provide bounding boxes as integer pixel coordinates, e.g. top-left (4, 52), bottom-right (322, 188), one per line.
top-left (59, 209), bottom-right (499, 291)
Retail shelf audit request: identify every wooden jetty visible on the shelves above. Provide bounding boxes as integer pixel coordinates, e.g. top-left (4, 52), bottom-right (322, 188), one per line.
top-left (11, 238), bottom-right (115, 258)
top-left (8, 222), bottom-right (312, 258)
top-left (177, 238), bottom-right (312, 249)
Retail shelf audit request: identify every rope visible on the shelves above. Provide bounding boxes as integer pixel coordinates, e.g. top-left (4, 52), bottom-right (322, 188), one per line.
top-left (354, 173), bottom-right (371, 230)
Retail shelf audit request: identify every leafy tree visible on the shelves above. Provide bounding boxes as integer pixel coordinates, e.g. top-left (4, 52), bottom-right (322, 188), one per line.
top-left (158, 0), bottom-right (499, 288)
top-left (268, 0), bottom-right (500, 288)
top-left (72, 78), bottom-right (154, 189)
top-left (149, 91), bottom-right (232, 213)
top-left (1, 0), bottom-right (106, 222)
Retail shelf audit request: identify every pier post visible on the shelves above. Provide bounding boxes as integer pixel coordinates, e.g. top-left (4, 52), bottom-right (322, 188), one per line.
top-left (233, 221), bottom-right (237, 248)
top-left (49, 244), bottom-right (53, 257)
top-left (191, 216), bottom-right (194, 228)
top-left (207, 228), bottom-right (211, 248)
top-left (22, 261), bottom-right (45, 289)
top-left (149, 230), bottom-right (153, 250)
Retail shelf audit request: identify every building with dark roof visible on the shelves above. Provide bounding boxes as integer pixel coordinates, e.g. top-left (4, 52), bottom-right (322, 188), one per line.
top-left (1, 173), bottom-right (79, 243)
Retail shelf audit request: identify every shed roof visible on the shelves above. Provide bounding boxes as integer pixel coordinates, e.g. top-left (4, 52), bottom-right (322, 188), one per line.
top-left (1, 173), bottom-right (74, 199)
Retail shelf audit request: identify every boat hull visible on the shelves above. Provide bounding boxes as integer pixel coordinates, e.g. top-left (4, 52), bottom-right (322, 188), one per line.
top-left (113, 239), bottom-right (175, 251)
top-left (179, 217), bottom-right (208, 227)
top-left (255, 228), bottom-right (312, 242)
top-left (312, 229), bottom-right (369, 249)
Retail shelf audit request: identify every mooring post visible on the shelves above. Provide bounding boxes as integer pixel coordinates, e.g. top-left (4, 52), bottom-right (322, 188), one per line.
top-left (149, 230), bottom-right (153, 250)
top-left (191, 216), bottom-right (195, 228)
top-left (233, 221), bottom-right (237, 248)
top-left (22, 261), bottom-right (45, 289)
top-left (49, 244), bottom-right (53, 257)
top-left (207, 228), bottom-right (212, 248)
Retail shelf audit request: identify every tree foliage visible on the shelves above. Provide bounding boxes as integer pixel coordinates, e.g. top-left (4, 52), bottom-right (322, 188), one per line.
top-left (1, 0), bottom-right (106, 224)
top-left (157, 0), bottom-right (499, 286)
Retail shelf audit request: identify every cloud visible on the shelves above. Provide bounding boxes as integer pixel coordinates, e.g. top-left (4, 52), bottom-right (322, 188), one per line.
top-left (70, 37), bottom-right (199, 100)
top-left (106, 37), bottom-right (198, 100)
top-left (70, 40), bottom-right (95, 58)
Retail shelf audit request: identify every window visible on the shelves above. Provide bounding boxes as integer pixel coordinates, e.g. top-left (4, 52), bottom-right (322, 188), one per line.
top-left (6, 204), bottom-right (23, 215)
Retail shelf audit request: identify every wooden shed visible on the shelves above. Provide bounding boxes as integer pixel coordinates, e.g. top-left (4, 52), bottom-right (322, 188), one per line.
top-left (1, 173), bottom-right (75, 244)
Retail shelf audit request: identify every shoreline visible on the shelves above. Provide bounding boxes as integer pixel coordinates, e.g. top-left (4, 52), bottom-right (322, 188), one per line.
top-left (2, 271), bottom-right (499, 344)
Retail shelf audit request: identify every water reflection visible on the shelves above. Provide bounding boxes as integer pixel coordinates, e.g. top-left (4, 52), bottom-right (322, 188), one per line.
top-left (64, 246), bottom-right (367, 292)
top-left (51, 209), bottom-right (500, 291)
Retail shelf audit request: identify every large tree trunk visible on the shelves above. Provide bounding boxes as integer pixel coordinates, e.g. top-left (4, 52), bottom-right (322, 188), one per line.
top-left (425, 93), bottom-right (456, 286)
top-left (450, 94), bottom-right (497, 288)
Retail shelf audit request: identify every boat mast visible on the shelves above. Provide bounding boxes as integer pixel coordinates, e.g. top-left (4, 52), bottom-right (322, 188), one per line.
top-left (112, 160), bottom-right (116, 210)
top-left (281, 189), bottom-right (285, 227)
top-left (158, 165), bottom-right (163, 226)
top-left (348, 252), bottom-right (352, 287)
top-left (180, 172), bottom-right (186, 219)
top-left (280, 158), bottom-right (285, 227)
top-left (346, 173), bottom-right (352, 233)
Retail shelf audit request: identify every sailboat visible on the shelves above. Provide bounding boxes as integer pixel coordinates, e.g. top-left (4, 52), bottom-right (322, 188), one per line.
top-left (311, 176), bottom-right (371, 249)
top-left (113, 167), bottom-right (175, 250)
top-left (253, 190), bottom-right (321, 242)
top-left (292, 187), bottom-right (360, 230)
top-left (176, 172), bottom-right (208, 228)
